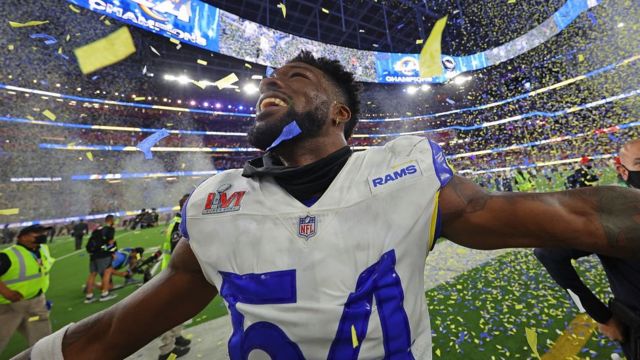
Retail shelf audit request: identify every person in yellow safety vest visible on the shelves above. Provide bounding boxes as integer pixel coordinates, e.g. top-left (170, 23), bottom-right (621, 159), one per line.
top-left (514, 168), bottom-right (536, 192)
top-left (160, 214), bottom-right (182, 271)
top-left (157, 194), bottom-right (192, 360)
top-left (0, 225), bottom-right (55, 354)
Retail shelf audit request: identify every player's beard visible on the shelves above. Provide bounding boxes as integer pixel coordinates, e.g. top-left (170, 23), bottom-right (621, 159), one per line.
top-left (247, 102), bottom-right (329, 151)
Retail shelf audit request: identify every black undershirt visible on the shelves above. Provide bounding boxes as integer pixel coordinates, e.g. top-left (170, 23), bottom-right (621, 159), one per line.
top-left (242, 146), bottom-right (353, 205)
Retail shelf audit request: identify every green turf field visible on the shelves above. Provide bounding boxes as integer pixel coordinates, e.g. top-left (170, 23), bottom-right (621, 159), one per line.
top-left (0, 227), bottom-right (624, 359)
top-left (1, 227), bottom-right (228, 359)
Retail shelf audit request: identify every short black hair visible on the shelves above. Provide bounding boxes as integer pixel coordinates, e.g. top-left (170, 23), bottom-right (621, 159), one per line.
top-left (287, 51), bottom-right (361, 139)
top-left (105, 214), bottom-right (114, 222)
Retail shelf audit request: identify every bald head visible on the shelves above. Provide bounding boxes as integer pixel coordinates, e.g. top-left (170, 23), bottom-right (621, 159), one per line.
top-left (616, 139), bottom-right (640, 186)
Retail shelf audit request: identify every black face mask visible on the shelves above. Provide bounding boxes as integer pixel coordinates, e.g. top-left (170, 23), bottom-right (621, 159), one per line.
top-left (35, 234), bottom-right (48, 244)
top-left (625, 169), bottom-right (640, 189)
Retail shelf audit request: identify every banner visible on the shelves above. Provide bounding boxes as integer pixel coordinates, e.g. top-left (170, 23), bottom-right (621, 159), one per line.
top-left (68, 0), bottom-right (220, 52)
top-left (375, 52), bottom-right (487, 84)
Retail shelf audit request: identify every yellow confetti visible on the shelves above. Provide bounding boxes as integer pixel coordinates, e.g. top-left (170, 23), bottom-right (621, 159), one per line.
top-left (321, 8), bottom-right (330, 14)
top-left (66, 34), bottom-right (71, 42)
top-left (351, 325), bottom-right (359, 348)
top-left (525, 328), bottom-right (541, 359)
top-left (104, 19), bottom-right (112, 26)
top-left (508, 0), bottom-right (516, 3)
top-left (58, 47), bottom-right (62, 54)
top-left (28, 316), bottom-right (40, 322)
top-left (170, 38), bottom-right (180, 45)
top-left (244, 63), bottom-right (252, 68)
top-left (197, 59), bottom-right (208, 66)
top-left (191, 80), bottom-right (207, 90)
top-left (42, 109), bottom-right (56, 121)
top-left (419, 15), bottom-right (448, 78)
top-left (86, 152), bottom-right (94, 161)
top-left (167, 354), bottom-right (177, 360)
top-left (416, 39), bottom-right (424, 45)
top-left (577, 54), bottom-right (585, 62)
top-left (73, 27), bottom-right (136, 75)
top-left (26, 115), bottom-right (34, 120)
top-left (214, 73), bottom-right (239, 89)
top-left (8, 20), bottom-right (49, 28)
top-left (67, 142), bottom-right (76, 147)
top-left (277, 3), bottom-right (286, 18)
top-left (8, 44), bottom-right (14, 51)
top-left (435, 349), bottom-right (441, 357)
top-left (69, 4), bottom-right (81, 13)
top-left (134, 96), bottom-right (146, 101)
top-left (0, 208), bottom-right (20, 216)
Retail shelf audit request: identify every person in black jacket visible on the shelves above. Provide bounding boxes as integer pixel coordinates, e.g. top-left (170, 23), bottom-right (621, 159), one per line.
top-left (84, 215), bottom-right (118, 303)
top-left (535, 141), bottom-right (640, 359)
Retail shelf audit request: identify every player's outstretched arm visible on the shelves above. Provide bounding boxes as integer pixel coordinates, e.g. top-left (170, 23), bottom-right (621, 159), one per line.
top-left (17, 239), bottom-right (217, 360)
top-left (438, 175), bottom-right (640, 258)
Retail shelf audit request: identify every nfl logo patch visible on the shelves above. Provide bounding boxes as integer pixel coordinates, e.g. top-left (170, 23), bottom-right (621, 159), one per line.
top-left (298, 215), bottom-right (317, 240)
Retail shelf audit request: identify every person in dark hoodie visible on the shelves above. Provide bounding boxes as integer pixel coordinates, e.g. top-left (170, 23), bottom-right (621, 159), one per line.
top-left (535, 140), bottom-right (640, 360)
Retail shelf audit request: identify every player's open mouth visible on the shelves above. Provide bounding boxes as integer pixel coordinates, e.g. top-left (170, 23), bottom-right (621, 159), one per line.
top-left (259, 97), bottom-right (288, 111)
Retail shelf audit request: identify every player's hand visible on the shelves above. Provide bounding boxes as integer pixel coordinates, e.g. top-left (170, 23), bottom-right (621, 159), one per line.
top-left (3, 289), bottom-right (24, 302)
top-left (598, 317), bottom-right (625, 342)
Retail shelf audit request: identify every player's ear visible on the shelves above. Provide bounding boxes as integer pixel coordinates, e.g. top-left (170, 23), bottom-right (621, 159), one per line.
top-left (331, 102), bottom-right (351, 126)
top-left (615, 164), bottom-right (628, 181)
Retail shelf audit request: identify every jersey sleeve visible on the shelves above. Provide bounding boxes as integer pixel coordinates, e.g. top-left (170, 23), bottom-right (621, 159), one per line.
top-left (427, 139), bottom-right (454, 189)
top-left (179, 195), bottom-right (190, 240)
top-left (426, 139), bottom-right (454, 247)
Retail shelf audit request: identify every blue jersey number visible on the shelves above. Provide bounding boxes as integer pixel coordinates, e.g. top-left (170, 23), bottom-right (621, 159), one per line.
top-left (219, 249), bottom-right (413, 359)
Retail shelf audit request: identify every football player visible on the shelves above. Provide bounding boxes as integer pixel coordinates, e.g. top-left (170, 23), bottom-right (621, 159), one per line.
top-left (19, 52), bottom-right (640, 360)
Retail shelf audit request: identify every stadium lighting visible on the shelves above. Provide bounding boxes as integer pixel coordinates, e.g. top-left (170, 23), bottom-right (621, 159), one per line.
top-left (215, 103), bottom-right (222, 109)
top-left (243, 83), bottom-right (259, 95)
top-left (453, 76), bottom-right (471, 85)
top-left (190, 100), bottom-right (196, 106)
top-left (177, 75), bottom-right (191, 84)
top-left (163, 74), bottom-right (176, 81)
top-left (239, 106), bottom-right (244, 110)
top-left (406, 86), bottom-right (418, 95)
top-left (203, 102), bottom-right (209, 107)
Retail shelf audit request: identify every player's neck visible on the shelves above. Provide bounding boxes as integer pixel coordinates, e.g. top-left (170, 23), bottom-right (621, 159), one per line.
top-left (275, 135), bottom-right (348, 167)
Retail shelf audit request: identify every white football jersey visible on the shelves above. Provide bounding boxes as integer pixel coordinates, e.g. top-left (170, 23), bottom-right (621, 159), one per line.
top-left (183, 136), bottom-right (453, 360)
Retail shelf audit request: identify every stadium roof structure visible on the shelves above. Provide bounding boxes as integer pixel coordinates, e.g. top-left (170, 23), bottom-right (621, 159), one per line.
top-left (207, 0), bottom-right (566, 54)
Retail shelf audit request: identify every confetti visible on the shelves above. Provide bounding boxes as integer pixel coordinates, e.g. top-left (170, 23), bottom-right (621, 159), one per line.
top-left (42, 109), bottom-right (56, 121)
top-left (73, 26), bottom-right (136, 75)
top-left (136, 129), bottom-right (170, 159)
top-left (351, 325), bottom-right (359, 348)
top-left (8, 20), bottom-right (49, 28)
top-left (149, 45), bottom-right (161, 56)
top-left (321, 8), bottom-right (330, 14)
top-left (197, 59), bottom-right (208, 65)
top-left (134, 96), bottom-right (146, 101)
top-left (0, 208), bottom-right (20, 216)
top-left (416, 39), bottom-right (424, 45)
top-left (169, 38), bottom-right (180, 45)
top-left (27, 316), bottom-right (40, 322)
top-left (68, 4), bottom-right (81, 13)
top-left (277, 3), bottom-right (286, 18)
top-left (244, 63), bottom-right (252, 68)
top-left (419, 15), bottom-right (448, 78)
top-left (8, 44), bottom-right (14, 51)
top-left (30, 33), bottom-right (57, 45)
top-left (214, 73), bottom-right (239, 89)
top-left (86, 152), bottom-right (93, 161)
top-left (167, 354), bottom-right (177, 360)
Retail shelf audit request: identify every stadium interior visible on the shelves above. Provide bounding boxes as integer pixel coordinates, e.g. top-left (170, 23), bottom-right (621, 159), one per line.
top-left (1, 0), bottom-right (639, 358)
